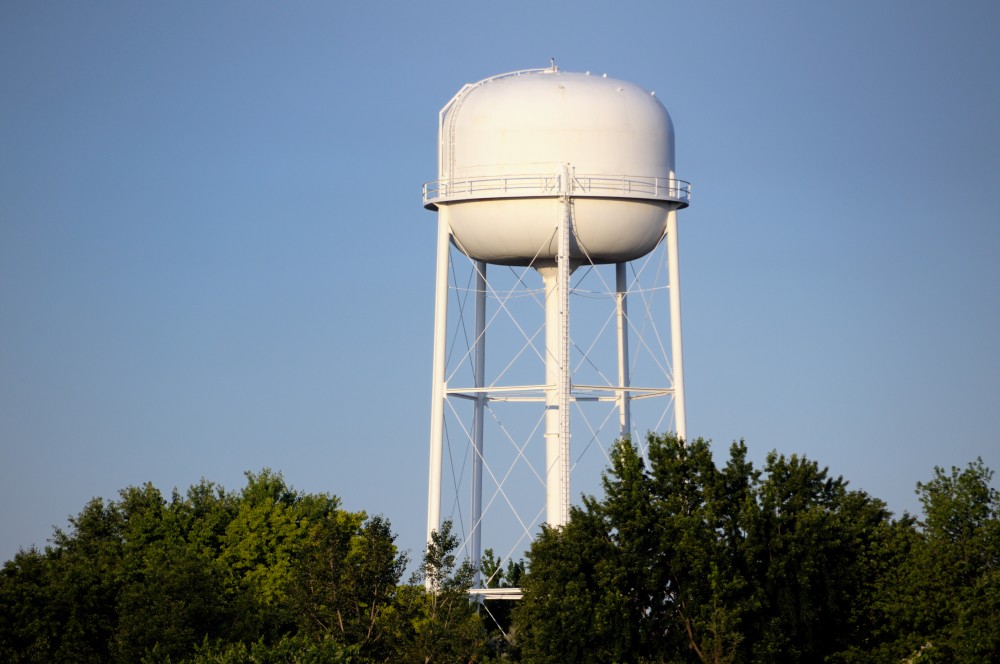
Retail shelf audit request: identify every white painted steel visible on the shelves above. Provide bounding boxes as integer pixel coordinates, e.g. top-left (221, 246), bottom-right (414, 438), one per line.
top-left (424, 174), bottom-right (691, 206)
top-left (471, 262), bottom-right (486, 586)
top-left (667, 209), bottom-right (686, 442)
top-left (468, 587), bottom-right (524, 600)
top-left (535, 171), bottom-right (574, 529)
top-left (440, 72), bottom-right (674, 182)
top-left (424, 68), bottom-right (688, 266)
top-left (539, 266), bottom-right (564, 527)
top-left (557, 168), bottom-right (572, 526)
top-left (423, 67), bottom-right (692, 595)
top-left (616, 263), bottom-right (631, 439)
top-left (425, 209), bottom-right (451, 590)
top-left (443, 196), bottom-right (680, 266)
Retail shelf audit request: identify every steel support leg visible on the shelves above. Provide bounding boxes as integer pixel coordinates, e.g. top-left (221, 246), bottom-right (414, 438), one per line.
top-left (666, 208), bottom-right (686, 441)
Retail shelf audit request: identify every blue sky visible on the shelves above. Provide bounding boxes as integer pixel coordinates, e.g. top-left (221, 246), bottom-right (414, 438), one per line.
top-left (2, 1), bottom-right (998, 564)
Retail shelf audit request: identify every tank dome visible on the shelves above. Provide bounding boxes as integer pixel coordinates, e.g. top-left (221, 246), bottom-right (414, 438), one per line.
top-left (424, 68), bottom-right (690, 266)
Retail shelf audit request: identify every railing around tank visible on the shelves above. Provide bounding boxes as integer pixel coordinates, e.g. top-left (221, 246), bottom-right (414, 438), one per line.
top-left (423, 174), bottom-right (691, 208)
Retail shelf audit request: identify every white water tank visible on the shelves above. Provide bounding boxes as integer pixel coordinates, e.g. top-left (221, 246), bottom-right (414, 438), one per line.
top-left (423, 67), bottom-right (690, 266)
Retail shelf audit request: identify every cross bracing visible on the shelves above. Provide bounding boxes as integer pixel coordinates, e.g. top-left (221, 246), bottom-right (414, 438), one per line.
top-left (434, 230), bottom-right (682, 589)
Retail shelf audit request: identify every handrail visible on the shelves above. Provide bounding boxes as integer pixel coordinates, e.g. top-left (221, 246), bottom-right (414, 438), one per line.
top-left (468, 587), bottom-right (523, 600)
top-left (423, 173), bottom-right (691, 208)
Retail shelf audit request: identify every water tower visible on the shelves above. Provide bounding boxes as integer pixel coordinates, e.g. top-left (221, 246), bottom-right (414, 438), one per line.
top-left (422, 64), bottom-right (691, 595)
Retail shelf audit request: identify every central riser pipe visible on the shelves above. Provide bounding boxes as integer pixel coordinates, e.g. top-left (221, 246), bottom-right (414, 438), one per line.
top-left (537, 266), bottom-right (566, 527)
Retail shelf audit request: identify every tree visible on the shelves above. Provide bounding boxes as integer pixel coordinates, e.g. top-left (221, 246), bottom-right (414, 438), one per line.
top-left (478, 548), bottom-right (524, 658)
top-left (181, 633), bottom-right (359, 663)
top-left (643, 435), bottom-right (756, 662)
top-left (10, 452), bottom-right (994, 662)
top-left (514, 501), bottom-right (631, 663)
top-left (292, 512), bottom-right (408, 661)
top-left (871, 459), bottom-right (1000, 662)
top-left (218, 470), bottom-right (333, 635)
top-left (0, 547), bottom-right (65, 663)
top-left (514, 434), bottom-right (901, 663)
top-left (0, 470), bottom-right (410, 663)
top-left (516, 435), bottom-right (759, 663)
top-left (110, 482), bottom-right (242, 662)
top-left (745, 452), bottom-right (894, 662)
top-left (400, 520), bottom-right (485, 663)
top-left (31, 496), bottom-right (125, 662)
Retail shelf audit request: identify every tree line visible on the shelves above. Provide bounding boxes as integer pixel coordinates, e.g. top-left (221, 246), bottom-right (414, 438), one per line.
top-left (0, 469), bottom-right (481, 663)
top-left (516, 435), bottom-right (999, 663)
top-left (1, 435), bottom-right (998, 662)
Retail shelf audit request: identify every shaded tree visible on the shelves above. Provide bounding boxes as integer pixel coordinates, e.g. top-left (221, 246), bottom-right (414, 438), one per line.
top-left (292, 512), bottom-right (408, 661)
top-left (870, 458), bottom-right (1000, 662)
top-left (25, 496), bottom-right (125, 662)
top-left (0, 547), bottom-right (67, 662)
top-left (745, 452), bottom-right (894, 662)
top-left (0, 470), bottom-right (405, 663)
top-left (478, 547), bottom-right (525, 659)
top-left (181, 633), bottom-right (359, 663)
top-left (514, 434), bottom-right (901, 663)
top-left (399, 520), bottom-right (485, 663)
top-left (110, 483), bottom-right (239, 662)
top-left (514, 501), bottom-right (630, 663)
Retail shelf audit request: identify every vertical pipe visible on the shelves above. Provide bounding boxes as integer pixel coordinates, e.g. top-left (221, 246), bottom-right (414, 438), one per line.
top-left (615, 263), bottom-right (631, 440)
top-left (426, 208), bottom-right (452, 589)
top-left (538, 165), bottom-right (573, 528)
top-left (539, 266), bottom-right (564, 527)
top-left (557, 168), bottom-right (571, 526)
top-left (470, 261), bottom-right (486, 586)
top-left (666, 208), bottom-right (687, 442)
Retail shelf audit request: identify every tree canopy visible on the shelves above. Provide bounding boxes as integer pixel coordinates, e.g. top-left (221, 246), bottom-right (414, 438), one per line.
top-left (512, 434), bottom-right (1000, 663)
top-left (2, 443), bottom-right (998, 662)
top-left (0, 471), bottom-right (482, 663)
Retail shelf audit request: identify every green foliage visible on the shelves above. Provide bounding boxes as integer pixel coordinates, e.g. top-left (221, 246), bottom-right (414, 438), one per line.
top-left (180, 634), bottom-right (360, 663)
top-left (0, 547), bottom-right (70, 662)
top-left (479, 547), bottom-right (525, 657)
top-left (35, 496), bottom-right (125, 662)
top-left (868, 459), bottom-right (1000, 663)
top-left (480, 548), bottom-right (524, 590)
top-left (292, 513), bottom-right (407, 661)
top-left (514, 434), bottom-right (907, 663)
top-left (401, 520), bottom-right (486, 663)
top-left (745, 452), bottom-right (896, 662)
top-left (112, 483), bottom-right (235, 662)
top-left (221, 471), bottom-right (335, 607)
top-left (515, 505), bottom-right (627, 663)
top-left (3, 450), bottom-right (997, 662)
top-left (0, 470), bottom-right (409, 663)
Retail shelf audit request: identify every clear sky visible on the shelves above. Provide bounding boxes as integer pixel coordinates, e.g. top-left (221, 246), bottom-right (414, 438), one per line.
top-left (2, 1), bottom-right (998, 565)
